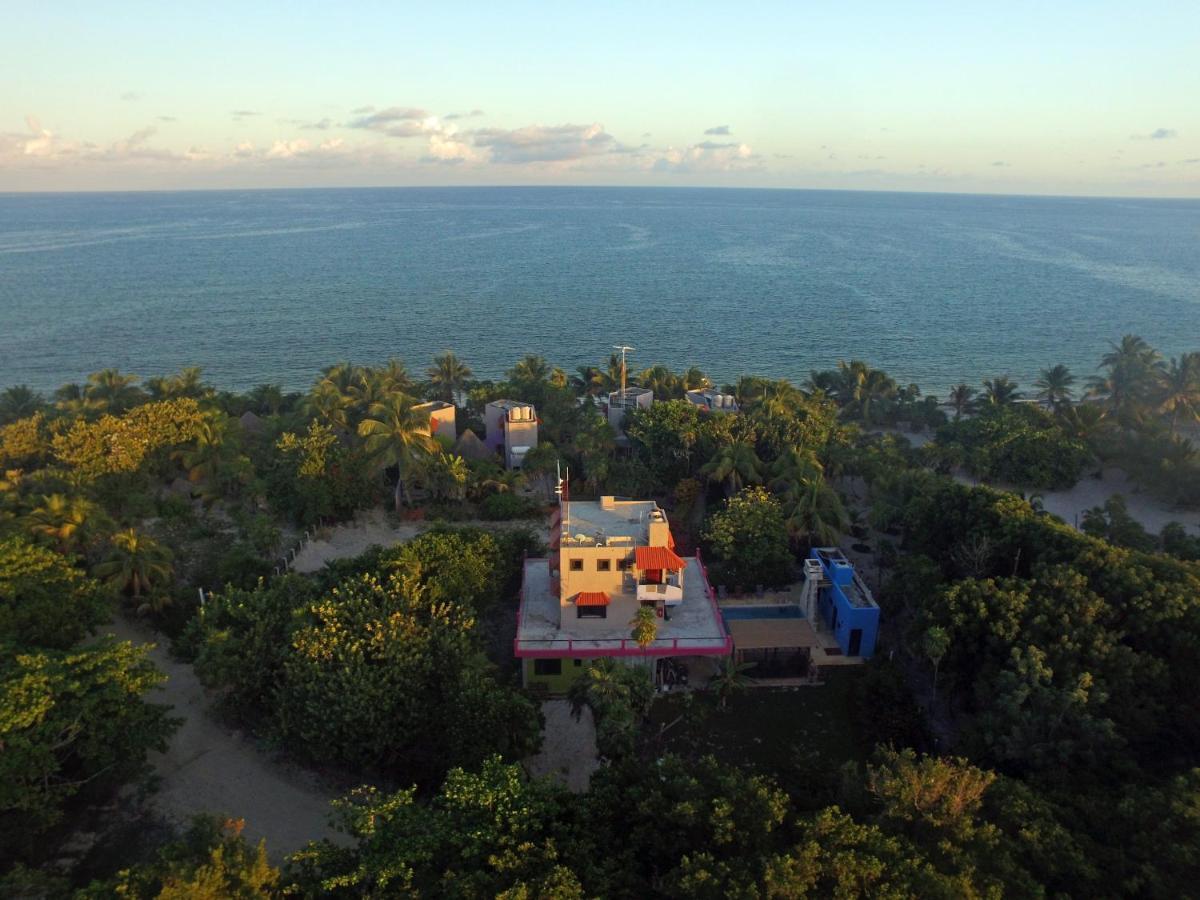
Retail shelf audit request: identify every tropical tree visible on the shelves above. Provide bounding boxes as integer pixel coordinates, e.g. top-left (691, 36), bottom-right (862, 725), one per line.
top-left (833, 360), bottom-right (898, 425)
top-left (923, 625), bottom-right (950, 702)
top-left (23, 493), bottom-right (107, 556)
top-left (638, 364), bottom-right (681, 400)
top-left (1087, 334), bottom-right (1165, 425)
top-left (145, 366), bottom-right (210, 400)
top-left (95, 528), bottom-right (174, 603)
top-left (779, 477), bottom-right (851, 547)
top-left (375, 358), bottom-right (414, 396)
top-left (508, 354), bottom-right (551, 385)
top-left (0, 385), bottom-right (44, 425)
top-left (709, 659), bottom-right (756, 709)
top-left (247, 383), bottom-right (286, 416)
top-left (948, 384), bottom-right (977, 420)
top-left (1033, 365), bottom-right (1075, 411)
top-left (53, 383), bottom-right (91, 418)
top-left (571, 365), bottom-right (606, 398)
top-left (421, 451), bottom-right (469, 502)
top-left (982, 376), bottom-right (1022, 406)
top-left (702, 487), bottom-right (794, 590)
top-left (683, 366), bottom-right (712, 391)
top-left (630, 605), bottom-right (658, 648)
top-left (305, 378), bottom-right (353, 433)
top-left (357, 394), bottom-right (439, 509)
top-left (1156, 352), bottom-right (1200, 437)
top-left (84, 368), bottom-right (143, 414)
top-left (701, 441), bottom-right (763, 497)
top-left (427, 351), bottom-right (473, 404)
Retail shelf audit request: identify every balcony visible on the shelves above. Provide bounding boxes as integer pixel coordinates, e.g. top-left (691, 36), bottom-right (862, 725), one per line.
top-left (637, 580), bottom-right (683, 605)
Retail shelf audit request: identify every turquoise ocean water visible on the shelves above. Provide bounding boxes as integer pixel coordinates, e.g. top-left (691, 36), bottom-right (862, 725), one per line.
top-left (1, 186), bottom-right (1197, 396)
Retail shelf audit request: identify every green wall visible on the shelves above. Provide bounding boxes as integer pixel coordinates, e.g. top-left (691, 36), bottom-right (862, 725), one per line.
top-left (523, 657), bottom-right (589, 694)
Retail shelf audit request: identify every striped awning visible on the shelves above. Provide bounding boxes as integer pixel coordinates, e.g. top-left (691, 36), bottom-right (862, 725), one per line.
top-left (575, 591), bottom-right (610, 607)
top-left (634, 546), bottom-right (686, 571)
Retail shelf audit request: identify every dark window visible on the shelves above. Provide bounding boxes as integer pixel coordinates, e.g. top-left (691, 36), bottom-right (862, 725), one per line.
top-left (569, 558), bottom-right (583, 571)
top-left (534, 659), bottom-right (562, 676)
top-left (617, 557), bottom-right (633, 571)
top-left (577, 606), bottom-right (607, 619)
top-left (573, 659), bottom-right (583, 667)
top-left (597, 559), bottom-right (611, 571)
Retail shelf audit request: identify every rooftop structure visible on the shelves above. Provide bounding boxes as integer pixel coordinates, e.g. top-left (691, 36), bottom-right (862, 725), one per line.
top-left (606, 387), bottom-right (654, 434)
top-left (414, 400), bottom-right (457, 442)
top-left (484, 399), bottom-right (538, 469)
top-left (805, 548), bottom-right (879, 658)
top-left (685, 388), bottom-right (739, 414)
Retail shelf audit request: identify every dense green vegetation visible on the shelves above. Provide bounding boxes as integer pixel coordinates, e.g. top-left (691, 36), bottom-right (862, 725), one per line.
top-left (1, 336), bottom-right (1198, 895)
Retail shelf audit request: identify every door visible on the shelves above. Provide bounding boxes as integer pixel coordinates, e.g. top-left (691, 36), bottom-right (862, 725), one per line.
top-left (848, 628), bottom-right (863, 657)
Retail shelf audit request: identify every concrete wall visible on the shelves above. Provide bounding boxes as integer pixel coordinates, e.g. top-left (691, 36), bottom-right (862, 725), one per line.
top-left (523, 657), bottom-right (588, 693)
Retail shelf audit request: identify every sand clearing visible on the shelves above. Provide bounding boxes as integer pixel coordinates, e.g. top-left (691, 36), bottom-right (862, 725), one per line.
top-left (292, 508), bottom-right (549, 573)
top-left (104, 616), bottom-right (347, 862)
top-left (954, 467), bottom-right (1200, 537)
top-left (523, 700), bottom-right (601, 793)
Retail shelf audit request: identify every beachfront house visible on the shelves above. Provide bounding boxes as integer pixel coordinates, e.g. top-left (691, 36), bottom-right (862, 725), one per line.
top-left (605, 387), bottom-right (654, 438)
top-left (484, 399), bottom-right (539, 469)
top-left (414, 400), bottom-right (457, 442)
top-left (804, 548), bottom-right (879, 658)
top-left (684, 388), bottom-right (740, 414)
top-left (516, 495), bottom-right (730, 693)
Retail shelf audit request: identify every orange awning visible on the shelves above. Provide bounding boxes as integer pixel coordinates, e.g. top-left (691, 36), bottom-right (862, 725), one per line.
top-left (635, 546), bottom-right (686, 570)
top-left (575, 591), bottom-right (610, 606)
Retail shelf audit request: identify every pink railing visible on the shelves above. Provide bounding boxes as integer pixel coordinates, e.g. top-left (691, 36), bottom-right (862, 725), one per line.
top-left (513, 549), bottom-right (733, 659)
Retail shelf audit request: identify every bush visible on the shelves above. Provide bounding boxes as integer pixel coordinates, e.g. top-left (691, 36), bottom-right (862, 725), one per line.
top-left (934, 405), bottom-right (1091, 489)
top-left (479, 491), bottom-right (540, 521)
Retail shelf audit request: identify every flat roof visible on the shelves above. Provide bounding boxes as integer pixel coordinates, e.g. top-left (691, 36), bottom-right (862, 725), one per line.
top-left (487, 398), bottom-right (535, 410)
top-left (560, 499), bottom-right (661, 544)
top-left (516, 557), bottom-right (728, 655)
top-left (728, 618), bottom-right (820, 650)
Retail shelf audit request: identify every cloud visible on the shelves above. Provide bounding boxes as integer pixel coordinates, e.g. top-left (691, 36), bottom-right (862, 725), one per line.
top-left (157, 115), bottom-right (177, 123)
top-left (350, 105), bottom-right (375, 114)
top-left (231, 110), bottom-right (260, 120)
top-left (704, 125), bottom-right (732, 136)
top-left (444, 108), bottom-right (484, 121)
top-left (991, 160), bottom-right (1009, 167)
top-left (1131, 127), bottom-right (1177, 140)
top-left (652, 140), bottom-right (758, 174)
top-left (300, 118), bottom-right (333, 130)
top-left (120, 91), bottom-right (141, 102)
top-left (1183, 158), bottom-right (1200, 165)
top-left (348, 106), bottom-right (429, 132)
top-left (470, 123), bottom-right (619, 164)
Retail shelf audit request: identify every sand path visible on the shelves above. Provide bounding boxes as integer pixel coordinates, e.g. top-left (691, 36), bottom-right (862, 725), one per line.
top-left (523, 700), bottom-right (601, 793)
top-left (104, 616), bottom-right (347, 862)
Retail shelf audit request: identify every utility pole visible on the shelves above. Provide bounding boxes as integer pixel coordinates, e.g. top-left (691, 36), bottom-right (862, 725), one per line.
top-left (612, 344), bottom-right (635, 397)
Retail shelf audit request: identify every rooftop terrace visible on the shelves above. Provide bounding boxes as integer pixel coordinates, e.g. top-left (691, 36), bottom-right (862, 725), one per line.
top-left (558, 498), bottom-right (663, 547)
top-left (516, 557), bottom-right (730, 657)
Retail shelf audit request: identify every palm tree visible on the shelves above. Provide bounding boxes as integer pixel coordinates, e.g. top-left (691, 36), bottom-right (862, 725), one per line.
top-left (981, 376), bottom-right (1022, 406)
top-left (375, 358), bottom-right (413, 396)
top-left (176, 414), bottom-right (238, 488)
top-left (709, 659), bottom-right (756, 710)
top-left (0, 385), bottom-right (45, 425)
top-left (571, 366), bottom-right (606, 398)
top-left (682, 367), bottom-right (712, 391)
top-left (508, 354), bottom-right (551, 385)
top-left (147, 366), bottom-right (210, 400)
top-left (357, 394), bottom-right (440, 510)
top-left (85, 369), bottom-right (142, 414)
top-left (701, 441), bottom-right (763, 497)
top-left (1088, 335), bottom-right (1165, 425)
top-left (1157, 353), bottom-right (1200, 437)
top-left (95, 528), bottom-right (174, 602)
top-left (568, 658), bottom-right (630, 720)
top-left (24, 493), bottom-right (106, 555)
top-left (948, 384), bottom-right (976, 420)
top-left (247, 383), bottom-right (286, 416)
top-left (54, 383), bottom-right (91, 418)
top-left (629, 606), bottom-right (658, 649)
top-left (421, 452), bottom-right (469, 501)
top-left (638, 365), bottom-right (681, 401)
top-left (306, 379), bottom-right (353, 433)
top-left (834, 361), bottom-right (897, 425)
top-left (427, 351), bottom-right (473, 404)
top-left (1033, 365), bottom-right (1075, 411)
top-left (779, 477), bottom-right (851, 547)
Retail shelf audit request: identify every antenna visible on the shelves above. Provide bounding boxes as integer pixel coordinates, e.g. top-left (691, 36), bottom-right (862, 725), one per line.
top-left (555, 460), bottom-right (569, 542)
top-left (612, 344), bottom-right (635, 397)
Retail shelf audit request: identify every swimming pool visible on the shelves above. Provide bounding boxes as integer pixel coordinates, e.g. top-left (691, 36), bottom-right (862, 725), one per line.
top-left (720, 605), bottom-right (805, 621)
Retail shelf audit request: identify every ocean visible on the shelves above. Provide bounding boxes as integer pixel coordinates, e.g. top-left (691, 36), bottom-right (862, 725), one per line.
top-left (1, 186), bottom-right (1198, 397)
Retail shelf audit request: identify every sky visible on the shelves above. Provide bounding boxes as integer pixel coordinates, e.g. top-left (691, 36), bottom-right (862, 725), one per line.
top-left (2, 1), bottom-right (1198, 196)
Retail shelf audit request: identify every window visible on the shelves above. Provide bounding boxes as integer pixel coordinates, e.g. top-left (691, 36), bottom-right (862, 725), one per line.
top-left (573, 659), bottom-right (583, 667)
top-left (569, 558), bottom-right (583, 571)
top-left (597, 558), bottom-right (611, 571)
top-left (533, 659), bottom-right (562, 676)
top-left (577, 606), bottom-right (607, 619)
top-left (617, 557), bottom-right (633, 571)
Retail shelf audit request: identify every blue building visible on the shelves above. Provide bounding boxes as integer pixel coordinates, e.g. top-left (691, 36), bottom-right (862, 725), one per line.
top-left (806, 548), bottom-right (879, 658)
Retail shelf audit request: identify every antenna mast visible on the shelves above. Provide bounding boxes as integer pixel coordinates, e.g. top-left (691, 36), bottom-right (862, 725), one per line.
top-left (555, 460), bottom-right (569, 542)
top-left (612, 344), bottom-right (635, 397)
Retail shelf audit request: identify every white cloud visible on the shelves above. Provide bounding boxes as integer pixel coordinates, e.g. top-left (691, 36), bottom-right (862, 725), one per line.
top-left (470, 123), bottom-right (618, 164)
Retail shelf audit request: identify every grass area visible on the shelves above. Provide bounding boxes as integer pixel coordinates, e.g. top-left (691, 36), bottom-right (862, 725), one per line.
top-left (646, 669), bottom-right (868, 783)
